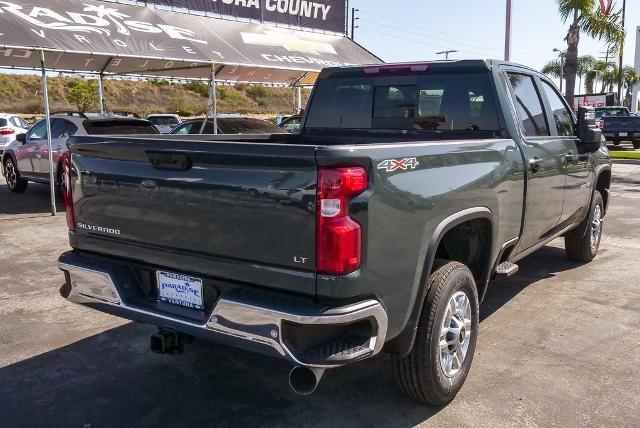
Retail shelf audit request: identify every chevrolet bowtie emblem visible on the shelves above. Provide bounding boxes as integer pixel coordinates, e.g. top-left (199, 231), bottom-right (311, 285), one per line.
top-left (241, 31), bottom-right (337, 55)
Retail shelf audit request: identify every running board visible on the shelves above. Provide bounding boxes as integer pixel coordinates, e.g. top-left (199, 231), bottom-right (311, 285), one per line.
top-left (495, 261), bottom-right (519, 278)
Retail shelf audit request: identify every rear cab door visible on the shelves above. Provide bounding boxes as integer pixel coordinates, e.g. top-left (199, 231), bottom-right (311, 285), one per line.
top-left (501, 67), bottom-right (567, 253)
top-left (537, 77), bottom-right (593, 227)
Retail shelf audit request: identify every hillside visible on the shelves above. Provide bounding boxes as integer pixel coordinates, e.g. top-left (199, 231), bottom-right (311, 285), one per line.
top-left (0, 74), bottom-right (309, 117)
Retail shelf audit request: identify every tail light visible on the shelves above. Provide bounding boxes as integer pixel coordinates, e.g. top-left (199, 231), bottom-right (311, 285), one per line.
top-left (0, 127), bottom-right (15, 135)
top-left (60, 152), bottom-right (76, 231)
top-left (317, 167), bottom-right (368, 275)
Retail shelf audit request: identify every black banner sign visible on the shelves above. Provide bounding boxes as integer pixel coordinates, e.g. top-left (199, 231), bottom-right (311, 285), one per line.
top-left (141, 0), bottom-right (346, 34)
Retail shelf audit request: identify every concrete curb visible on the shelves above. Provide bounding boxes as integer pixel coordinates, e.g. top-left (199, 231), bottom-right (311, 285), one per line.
top-left (612, 159), bottom-right (640, 165)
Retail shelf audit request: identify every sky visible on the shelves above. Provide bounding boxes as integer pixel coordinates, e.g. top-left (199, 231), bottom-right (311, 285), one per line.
top-left (350, 0), bottom-right (639, 90)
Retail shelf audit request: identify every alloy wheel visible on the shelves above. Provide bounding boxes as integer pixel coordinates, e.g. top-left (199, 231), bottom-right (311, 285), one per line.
top-left (439, 291), bottom-right (472, 378)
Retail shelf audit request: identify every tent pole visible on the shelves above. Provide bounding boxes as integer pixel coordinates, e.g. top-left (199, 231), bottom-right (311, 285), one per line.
top-left (295, 86), bottom-right (302, 113)
top-left (40, 50), bottom-right (56, 216)
top-left (98, 73), bottom-right (106, 114)
top-left (200, 63), bottom-right (217, 134)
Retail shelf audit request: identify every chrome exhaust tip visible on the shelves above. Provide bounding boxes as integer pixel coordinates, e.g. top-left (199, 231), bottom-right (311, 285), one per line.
top-left (288, 366), bottom-right (325, 395)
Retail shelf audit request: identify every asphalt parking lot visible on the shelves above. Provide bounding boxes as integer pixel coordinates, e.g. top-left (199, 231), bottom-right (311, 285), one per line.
top-left (1, 162), bottom-right (639, 427)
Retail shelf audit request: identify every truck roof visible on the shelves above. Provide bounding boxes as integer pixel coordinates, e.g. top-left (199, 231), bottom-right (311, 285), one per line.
top-left (320, 59), bottom-right (538, 78)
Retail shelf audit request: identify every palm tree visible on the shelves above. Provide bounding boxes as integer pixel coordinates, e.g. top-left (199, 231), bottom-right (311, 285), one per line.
top-left (576, 55), bottom-right (596, 92)
top-left (542, 54), bottom-right (595, 93)
top-left (584, 60), bottom-right (617, 93)
top-left (556, 0), bottom-right (624, 103)
top-left (622, 66), bottom-right (640, 107)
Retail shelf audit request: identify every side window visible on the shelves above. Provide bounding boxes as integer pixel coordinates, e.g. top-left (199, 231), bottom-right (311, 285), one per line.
top-left (172, 122), bottom-right (192, 135)
top-left (27, 120), bottom-right (47, 141)
top-left (50, 119), bottom-right (67, 139)
top-left (66, 121), bottom-right (79, 137)
top-left (9, 117), bottom-right (20, 127)
top-left (506, 73), bottom-right (549, 137)
top-left (541, 81), bottom-right (574, 136)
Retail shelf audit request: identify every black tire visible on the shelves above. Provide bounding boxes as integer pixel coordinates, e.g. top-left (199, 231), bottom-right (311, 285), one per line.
top-left (392, 260), bottom-right (479, 405)
top-left (633, 140), bottom-right (640, 150)
top-left (565, 191), bottom-right (604, 262)
top-left (4, 157), bottom-right (27, 193)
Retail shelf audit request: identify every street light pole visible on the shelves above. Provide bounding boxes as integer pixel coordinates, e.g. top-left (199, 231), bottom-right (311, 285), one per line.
top-left (554, 48), bottom-right (564, 94)
top-left (617, 0), bottom-right (626, 105)
top-left (504, 0), bottom-right (512, 61)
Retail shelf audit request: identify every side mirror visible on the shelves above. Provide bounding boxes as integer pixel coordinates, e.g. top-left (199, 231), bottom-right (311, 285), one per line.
top-left (16, 133), bottom-right (26, 144)
top-left (577, 106), bottom-right (602, 152)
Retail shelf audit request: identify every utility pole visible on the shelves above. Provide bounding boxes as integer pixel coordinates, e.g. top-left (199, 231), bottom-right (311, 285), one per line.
top-left (350, 8), bottom-right (359, 40)
top-left (436, 50), bottom-right (458, 60)
top-left (504, 0), bottom-right (512, 61)
top-left (617, 0), bottom-right (626, 105)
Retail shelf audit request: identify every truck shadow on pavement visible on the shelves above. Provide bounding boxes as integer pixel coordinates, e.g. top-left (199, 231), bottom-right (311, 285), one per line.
top-left (0, 246), bottom-right (582, 428)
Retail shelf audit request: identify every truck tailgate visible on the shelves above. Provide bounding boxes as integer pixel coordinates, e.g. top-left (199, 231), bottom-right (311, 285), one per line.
top-left (67, 137), bottom-right (318, 295)
top-left (602, 116), bottom-right (640, 132)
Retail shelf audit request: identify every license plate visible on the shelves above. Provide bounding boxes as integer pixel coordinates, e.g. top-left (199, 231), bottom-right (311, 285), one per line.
top-left (619, 132), bottom-right (628, 137)
top-left (157, 271), bottom-right (204, 310)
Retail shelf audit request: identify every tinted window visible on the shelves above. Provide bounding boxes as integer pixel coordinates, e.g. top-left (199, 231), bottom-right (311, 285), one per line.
top-left (28, 120), bottom-right (47, 140)
top-left (507, 73), bottom-right (549, 136)
top-left (541, 81), bottom-right (574, 136)
top-left (0, 118), bottom-right (6, 127)
top-left (282, 117), bottom-right (301, 133)
top-left (9, 117), bottom-right (20, 127)
top-left (217, 118), bottom-right (283, 134)
top-left (595, 108), bottom-right (629, 117)
top-left (171, 122), bottom-right (194, 135)
top-left (84, 120), bottom-right (159, 135)
top-left (51, 119), bottom-right (77, 139)
top-left (306, 72), bottom-right (500, 135)
top-left (148, 116), bottom-right (180, 126)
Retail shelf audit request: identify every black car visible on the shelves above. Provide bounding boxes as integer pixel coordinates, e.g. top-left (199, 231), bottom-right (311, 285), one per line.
top-left (170, 117), bottom-right (286, 135)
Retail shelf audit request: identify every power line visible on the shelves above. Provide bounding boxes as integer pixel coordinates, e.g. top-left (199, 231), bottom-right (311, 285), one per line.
top-left (358, 24), bottom-right (553, 59)
top-left (359, 10), bottom-right (557, 53)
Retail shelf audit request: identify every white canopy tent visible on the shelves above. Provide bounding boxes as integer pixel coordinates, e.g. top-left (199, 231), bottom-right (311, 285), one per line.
top-left (0, 0), bottom-right (381, 215)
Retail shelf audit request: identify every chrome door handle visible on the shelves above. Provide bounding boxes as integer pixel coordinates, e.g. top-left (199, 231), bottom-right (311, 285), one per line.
top-left (528, 157), bottom-right (543, 172)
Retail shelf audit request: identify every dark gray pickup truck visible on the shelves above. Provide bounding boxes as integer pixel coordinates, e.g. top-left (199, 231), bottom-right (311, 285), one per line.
top-left (57, 60), bottom-right (611, 405)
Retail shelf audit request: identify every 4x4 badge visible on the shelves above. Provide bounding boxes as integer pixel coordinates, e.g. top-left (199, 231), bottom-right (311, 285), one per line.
top-left (377, 158), bottom-right (419, 172)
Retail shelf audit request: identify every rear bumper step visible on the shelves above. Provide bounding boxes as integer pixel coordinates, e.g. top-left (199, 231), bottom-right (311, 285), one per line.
top-left (58, 251), bottom-right (388, 368)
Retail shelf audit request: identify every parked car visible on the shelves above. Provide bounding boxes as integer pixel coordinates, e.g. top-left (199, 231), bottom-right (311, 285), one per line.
top-left (146, 114), bottom-right (181, 134)
top-left (0, 113), bottom-right (29, 154)
top-left (170, 116), bottom-right (286, 135)
top-left (57, 60), bottom-right (610, 405)
top-left (595, 106), bottom-right (640, 148)
top-left (1, 113), bottom-right (158, 193)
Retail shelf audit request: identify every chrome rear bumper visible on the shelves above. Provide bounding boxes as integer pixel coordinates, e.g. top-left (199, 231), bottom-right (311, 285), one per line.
top-left (58, 252), bottom-right (388, 368)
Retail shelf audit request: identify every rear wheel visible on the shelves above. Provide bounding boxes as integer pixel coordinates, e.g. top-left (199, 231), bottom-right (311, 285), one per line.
top-left (4, 158), bottom-right (27, 193)
top-left (565, 191), bottom-right (604, 262)
top-left (392, 260), bottom-right (479, 405)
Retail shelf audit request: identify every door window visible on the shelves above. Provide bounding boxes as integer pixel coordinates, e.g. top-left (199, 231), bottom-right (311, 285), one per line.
top-left (27, 120), bottom-right (47, 141)
top-left (9, 117), bottom-right (21, 128)
top-left (506, 73), bottom-right (549, 137)
top-left (541, 81), bottom-right (575, 136)
top-left (51, 119), bottom-right (78, 139)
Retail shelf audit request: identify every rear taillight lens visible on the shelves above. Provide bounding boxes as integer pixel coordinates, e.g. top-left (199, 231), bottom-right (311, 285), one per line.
top-left (60, 152), bottom-right (75, 231)
top-left (0, 128), bottom-right (15, 135)
top-left (317, 167), bottom-right (368, 275)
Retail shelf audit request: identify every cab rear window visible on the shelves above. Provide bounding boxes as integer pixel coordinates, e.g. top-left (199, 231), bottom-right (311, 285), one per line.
top-left (305, 71), bottom-right (500, 137)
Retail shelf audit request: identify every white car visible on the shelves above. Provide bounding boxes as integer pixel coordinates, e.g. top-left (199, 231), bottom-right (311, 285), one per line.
top-left (146, 114), bottom-right (181, 134)
top-left (0, 113), bottom-right (29, 153)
